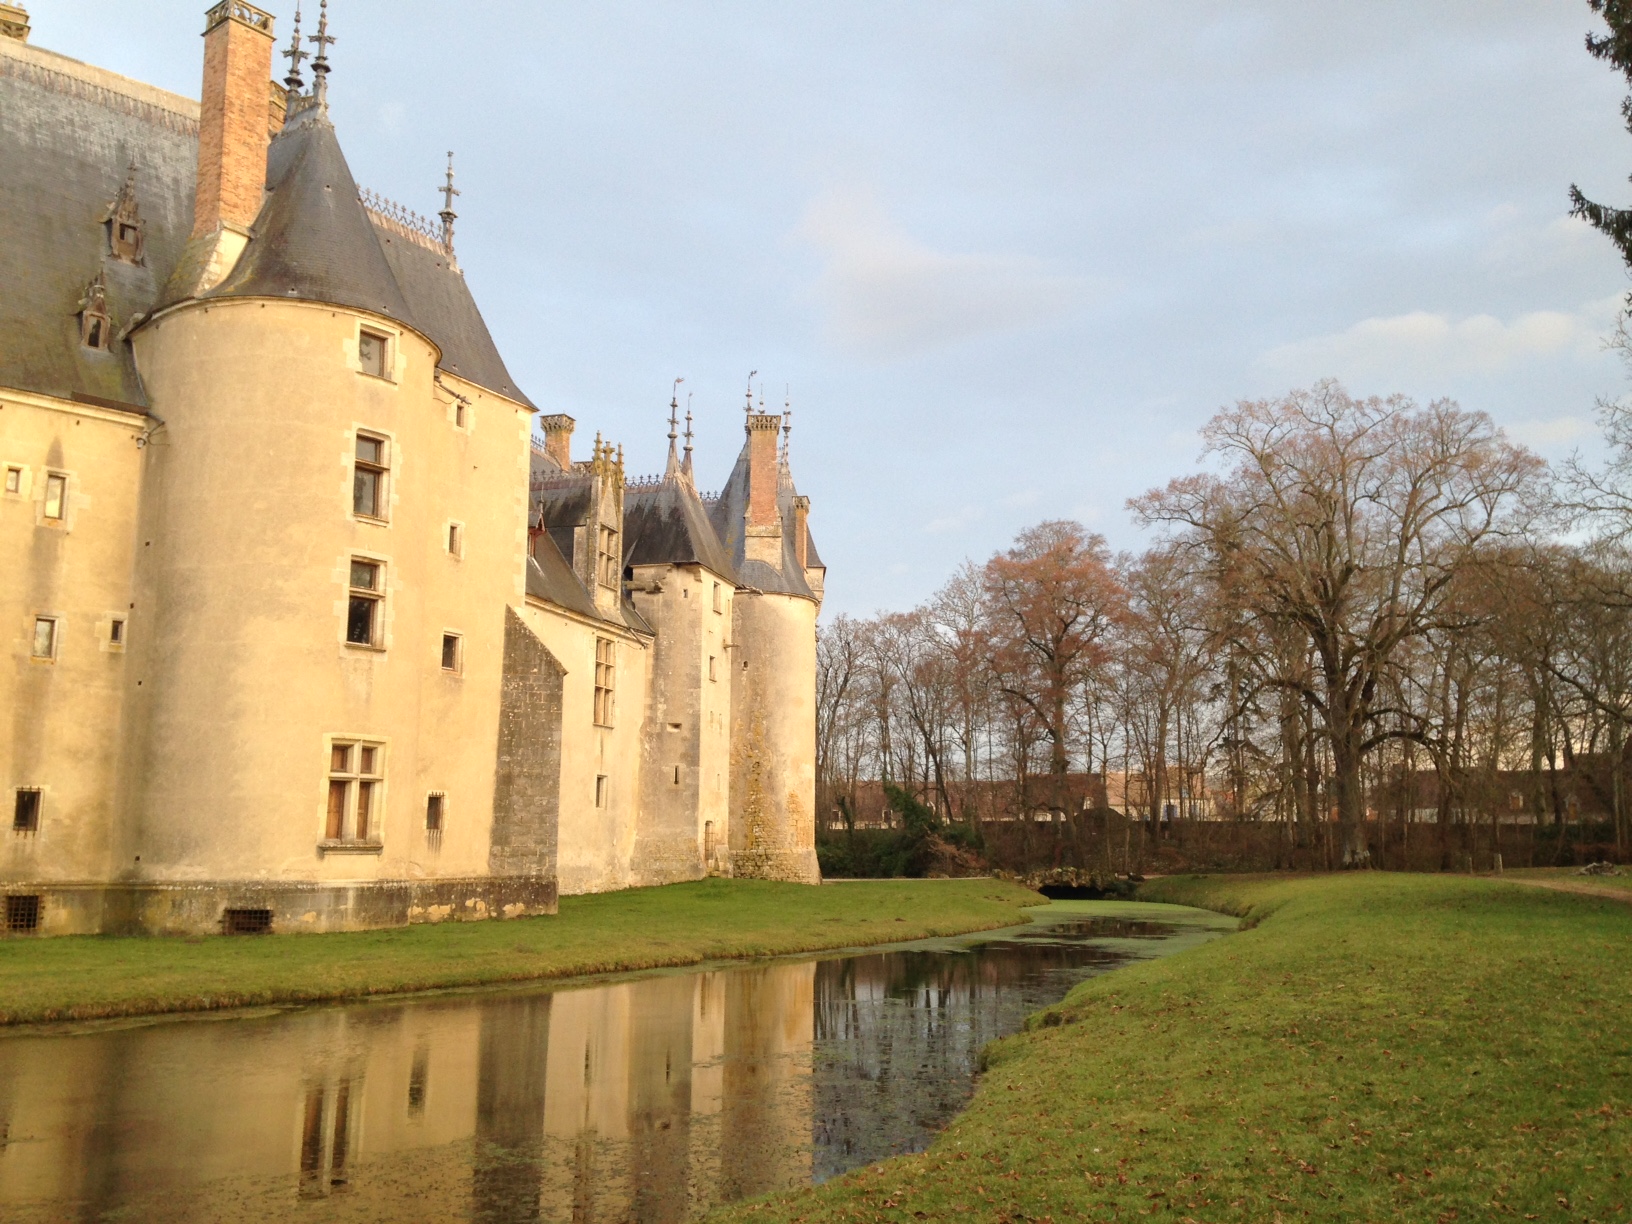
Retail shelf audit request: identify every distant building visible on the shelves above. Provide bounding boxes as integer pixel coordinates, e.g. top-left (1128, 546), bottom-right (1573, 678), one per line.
top-left (0, 2), bottom-right (821, 936)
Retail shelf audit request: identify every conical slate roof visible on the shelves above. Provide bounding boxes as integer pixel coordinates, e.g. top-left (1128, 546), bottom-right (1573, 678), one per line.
top-left (207, 103), bottom-right (415, 325)
top-left (705, 440), bottom-right (815, 599)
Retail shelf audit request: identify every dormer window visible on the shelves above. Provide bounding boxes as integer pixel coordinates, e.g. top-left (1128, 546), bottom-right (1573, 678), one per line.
top-left (79, 273), bottom-right (111, 350)
top-left (104, 164), bottom-right (145, 265)
top-left (597, 525), bottom-right (619, 588)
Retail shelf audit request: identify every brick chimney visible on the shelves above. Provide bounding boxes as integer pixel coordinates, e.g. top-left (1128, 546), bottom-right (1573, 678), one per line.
top-left (192, 2), bottom-right (276, 240)
top-left (792, 495), bottom-right (810, 569)
top-left (746, 413), bottom-right (782, 529)
top-left (540, 414), bottom-right (575, 468)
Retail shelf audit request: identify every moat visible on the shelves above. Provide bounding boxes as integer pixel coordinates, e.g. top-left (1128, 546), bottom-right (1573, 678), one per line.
top-left (0, 902), bottom-right (1231, 1223)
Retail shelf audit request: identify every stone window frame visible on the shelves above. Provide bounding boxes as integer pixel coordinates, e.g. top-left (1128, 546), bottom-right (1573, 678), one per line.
top-left (41, 471), bottom-right (68, 522)
top-left (30, 615), bottom-right (59, 661)
top-left (13, 787), bottom-right (42, 834)
top-left (445, 520), bottom-right (464, 559)
top-left (355, 324), bottom-right (396, 382)
top-left (594, 774), bottom-right (608, 809)
top-left (440, 630), bottom-right (463, 675)
top-left (344, 554), bottom-right (388, 650)
top-left (3, 465), bottom-right (24, 498)
top-left (425, 792), bottom-right (445, 851)
top-left (592, 636), bottom-right (615, 727)
top-left (596, 525), bottom-right (620, 590)
top-left (351, 429), bottom-right (391, 523)
top-left (320, 736), bottom-right (387, 853)
top-left (712, 581), bottom-right (722, 614)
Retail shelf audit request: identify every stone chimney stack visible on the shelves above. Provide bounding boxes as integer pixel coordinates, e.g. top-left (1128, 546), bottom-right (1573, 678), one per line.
top-left (192, 2), bottom-right (276, 241)
top-left (540, 414), bottom-right (575, 468)
top-left (0, 3), bottom-right (31, 42)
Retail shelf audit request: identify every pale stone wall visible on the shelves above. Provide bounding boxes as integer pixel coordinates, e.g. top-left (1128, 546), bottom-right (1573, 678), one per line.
top-left (0, 392), bottom-right (144, 922)
top-left (516, 597), bottom-right (650, 896)
top-left (728, 590), bottom-right (820, 883)
top-left (627, 561), bottom-right (734, 884)
top-left (122, 297), bottom-right (535, 924)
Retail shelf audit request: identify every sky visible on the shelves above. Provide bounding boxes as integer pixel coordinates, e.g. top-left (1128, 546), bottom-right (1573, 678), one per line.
top-left (29, 1), bottom-right (1632, 614)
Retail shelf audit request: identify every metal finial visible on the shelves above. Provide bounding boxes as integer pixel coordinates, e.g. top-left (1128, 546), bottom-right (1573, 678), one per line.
top-left (745, 370), bottom-right (757, 416)
top-left (308, 0), bottom-right (336, 103)
top-left (668, 378), bottom-right (683, 442)
top-left (684, 398), bottom-right (694, 451)
top-left (281, 3), bottom-right (308, 92)
top-left (438, 151), bottom-right (460, 251)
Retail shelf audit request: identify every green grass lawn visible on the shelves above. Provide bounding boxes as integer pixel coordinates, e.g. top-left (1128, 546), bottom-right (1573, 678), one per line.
top-left (1506, 865), bottom-right (1632, 896)
top-left (0, 877), bottom-right (1039, 1026)
top-left (716, 873), bottom-right (1632, 1223)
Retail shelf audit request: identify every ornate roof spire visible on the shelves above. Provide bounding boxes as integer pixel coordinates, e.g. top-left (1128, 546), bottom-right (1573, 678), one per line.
top-left (665, 377), bottom-right (684, 477)
top-left (682, 396), bottom-right (695, 477)
top-left (781, 391), bottom-right (793, 465)
top-left (281, 3), bottom-right (307, 94)
top-left (308, 0), bottom-right (335, 105)
top-left (438, 151), bottom-right (459, 252)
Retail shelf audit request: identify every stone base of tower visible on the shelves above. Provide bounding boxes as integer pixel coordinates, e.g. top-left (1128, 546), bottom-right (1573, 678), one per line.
top-left (729, 847), bottom-right (821, 884)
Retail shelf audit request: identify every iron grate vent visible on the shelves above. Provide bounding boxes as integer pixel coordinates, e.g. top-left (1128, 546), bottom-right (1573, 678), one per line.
top-left (222, 907), bottom-right (273, 935)
top-left (5, 894), bottom-right (41, 932)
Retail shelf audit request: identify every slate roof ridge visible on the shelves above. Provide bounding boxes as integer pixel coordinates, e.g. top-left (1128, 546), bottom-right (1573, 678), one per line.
top-left (0, 34), bottom-right (201, 129)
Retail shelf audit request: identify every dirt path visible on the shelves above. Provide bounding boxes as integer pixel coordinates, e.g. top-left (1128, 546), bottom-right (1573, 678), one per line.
top-left (1498, 876), bottom-right (1632, 905)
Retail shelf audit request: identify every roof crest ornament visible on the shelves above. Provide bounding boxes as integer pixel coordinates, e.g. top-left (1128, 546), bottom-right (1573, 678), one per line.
top-left (438, 151), bottom-right (459, 253)
top-left (744, 369), bottom-right (757, 422)
top-left (281, 3), bottom-right (307, 94)
top-left (682, 394), bottom-right (695, 477)
top-left (308, 0), bottom-right (335, 105)
top-left (781, 389), bottom-right (792, 465)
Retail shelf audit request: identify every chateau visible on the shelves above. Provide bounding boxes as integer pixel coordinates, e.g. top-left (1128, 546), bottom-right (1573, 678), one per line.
top-left (0, 2), bottom-right (823, 936)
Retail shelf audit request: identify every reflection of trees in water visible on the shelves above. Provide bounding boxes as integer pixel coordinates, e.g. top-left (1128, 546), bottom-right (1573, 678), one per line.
top-left (809, 939), bottom-right (1130, 1181)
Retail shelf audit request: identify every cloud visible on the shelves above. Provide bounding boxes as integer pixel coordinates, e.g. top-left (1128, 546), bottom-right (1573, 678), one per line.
top-left (1257, 297), bottom-right (1622, 384)
top-left (1503, 415), bottom-right (1594, 448)
top-left (797, 188), bottom-right (1085, 361)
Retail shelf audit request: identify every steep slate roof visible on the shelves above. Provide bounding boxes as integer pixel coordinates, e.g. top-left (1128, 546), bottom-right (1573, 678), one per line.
top-left (207, 102), bottom-right (415, 323)
top-left (705, 439), bottom-right (816, 600)
top-left (0, 38), bottom-right (198, 408)
top-left (373, 221), bottom-right (533, 407)
top-left (0, 31), bottom-right (531, 413)
top-left (526, 532), bottom-right (599, 620)
top-left (623, 472), bottom-right (737, 582)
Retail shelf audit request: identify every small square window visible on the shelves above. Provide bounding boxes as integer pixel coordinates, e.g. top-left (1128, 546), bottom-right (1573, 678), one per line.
top-left (43, 473), bottom-right (66, 520)
top-left (447, 523), bottom-right (463, 557)
top-left (13, 789), bottom-right (41, 832)
top-left (594, 775), bottom-right (607, 808)
top-left (358, 329), bottom-right (389, 378)
top-left (441, 632), bottom-right (461, 673)
top-left (109, 618), bottom-right (125, 646)
top-left (5, 895), bottom-right (41, 933)
top-left (347, 559), bottom-right (383, 646)
top-left (4, 468), bottom-right (20, 494)
top-left (31, 617), bottom-right (57, 659)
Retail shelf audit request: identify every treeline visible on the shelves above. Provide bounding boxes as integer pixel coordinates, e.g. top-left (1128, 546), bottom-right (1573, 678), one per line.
top-left (819, 381), bottom-right (1632, 873)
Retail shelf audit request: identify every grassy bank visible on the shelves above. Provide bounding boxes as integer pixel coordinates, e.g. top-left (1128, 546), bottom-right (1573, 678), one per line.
top-left (0, 877), bottom-right (1038, 1026)
top-left (717, 873), bottom-right (1632, 1223)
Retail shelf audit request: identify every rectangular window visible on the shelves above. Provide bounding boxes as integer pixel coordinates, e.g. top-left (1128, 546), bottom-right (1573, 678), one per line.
top-left (707, 655), bottom-right (716, 682)
top-left (325, 739), bottom-right (384, 843)
top-left (712, 582), bottom-right (722, 613)
top-left (31, 617), bottom-right (57, 660)
top-left (347, 559), bottom-right (382, 646)
top-left (454, 401), bottom-right (467, 428)
top-left (593, 637), bottom-right (615, 727)
top-left (597, 525), bottom-right (619, 588)
top-left (353, 433), bottom-right (387, 519)
top-left (4, 467), bottom-right (20, 494)
top-left (447, 522), bottom-right (463, 557)
top-left (426, 793), bottom-right (444, 831)
top-left (109, 618), bottom-right (125, 646)
top-left (13, 789), bottom-right (41, 832)
top-left (440, 632), bottom-right (461, 673)
top-left (594, 775), bottom-right (607, 808)
top-left (222, 908), bottom-right (272, 935)
top-left (43, 473), bottom-right (66, 520)
top-left (358, 329), bottom-right (389, 378)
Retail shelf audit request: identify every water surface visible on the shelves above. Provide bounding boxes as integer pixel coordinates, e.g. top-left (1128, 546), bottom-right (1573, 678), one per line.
top-left (0, 900), bottom-right (1230, 1222)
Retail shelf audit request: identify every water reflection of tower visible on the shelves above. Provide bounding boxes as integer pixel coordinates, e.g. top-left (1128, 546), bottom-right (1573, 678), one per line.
top-left (472, 995), bottom-right (553, 1223)
top-left (719, 960), bottom-right (815, 1202)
